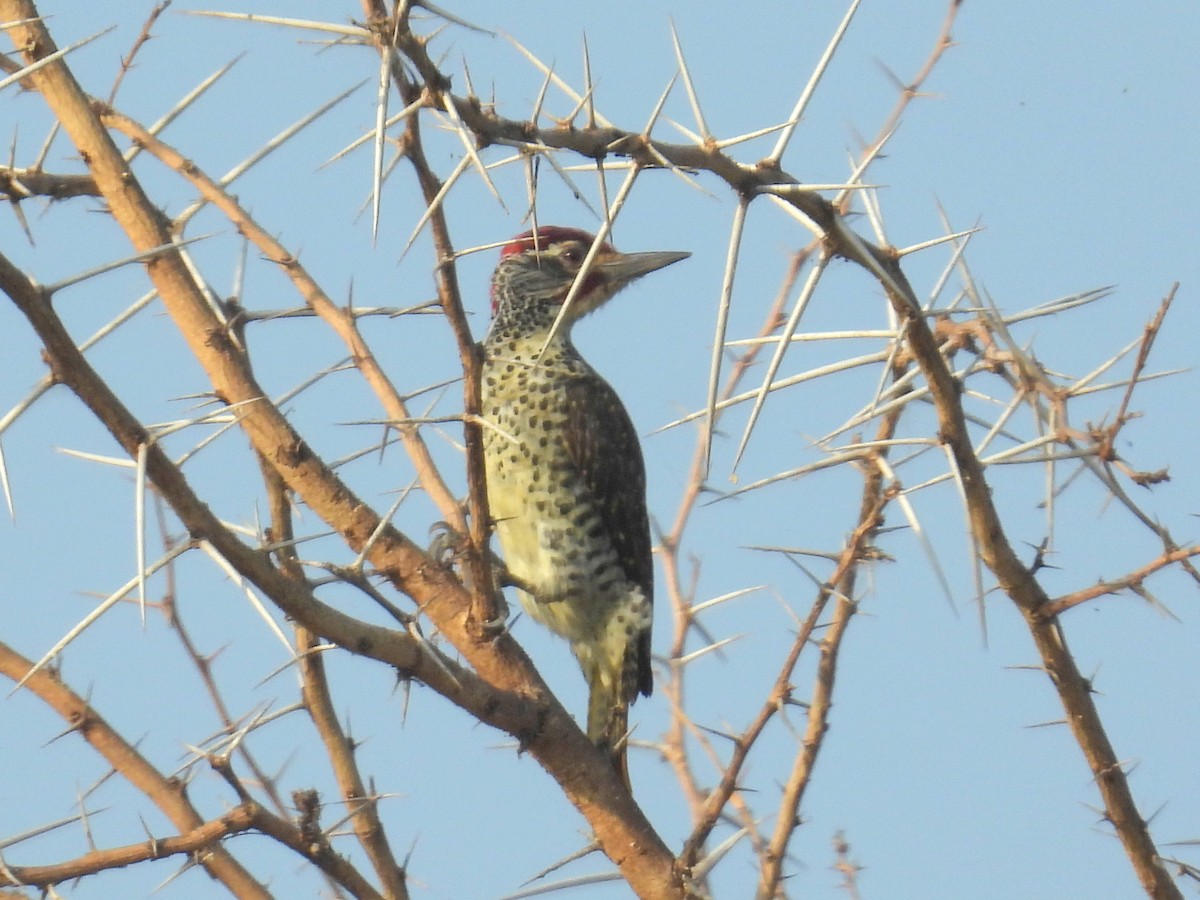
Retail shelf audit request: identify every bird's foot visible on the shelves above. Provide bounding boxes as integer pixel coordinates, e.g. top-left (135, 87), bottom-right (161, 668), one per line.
top-left (428, 521), bottom-right (514, 635)
top-left (428, 520), bottom-right (468, 567)
top-left (428, 520), bottom-right (504, 581)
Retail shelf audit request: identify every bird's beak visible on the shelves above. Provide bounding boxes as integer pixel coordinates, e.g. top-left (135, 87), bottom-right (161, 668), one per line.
top-left (596, 249), bottom-right (691, 285)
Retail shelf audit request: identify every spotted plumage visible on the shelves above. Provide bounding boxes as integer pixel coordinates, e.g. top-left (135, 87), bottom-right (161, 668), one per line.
top-left (481, 226), bottom-right (688, 785)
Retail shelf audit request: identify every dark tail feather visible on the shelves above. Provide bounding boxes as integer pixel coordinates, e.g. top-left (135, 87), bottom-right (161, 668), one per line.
top-left (585, 635), bottom-right (652, 790)
top-left (586, 677), bottom-right (632, 790)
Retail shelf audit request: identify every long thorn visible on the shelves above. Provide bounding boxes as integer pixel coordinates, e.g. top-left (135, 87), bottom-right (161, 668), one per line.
top-left (732, 253), bottom-right (829, 471)
top-left (669, 19), bottom-right (710, 140)
top-left (703, 200), bottom-right (748, 475)
top-left (0, 26), bottom-right (117, 92)
top-left (767, 0), bottom-right (862, 163)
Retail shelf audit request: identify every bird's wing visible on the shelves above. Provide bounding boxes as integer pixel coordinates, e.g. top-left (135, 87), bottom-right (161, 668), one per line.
top-left (561, 373), bottom-right (653, 606)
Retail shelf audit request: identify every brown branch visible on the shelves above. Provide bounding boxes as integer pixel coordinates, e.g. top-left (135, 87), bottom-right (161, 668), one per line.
top-left (964, 286), bottom-right (1195, 587)
top-left (668, 5), bottom-right (961, 882)
top-left (1089, 285), bottom-right (1178, 490)
top-left (666, 8), bottom-right (963, 878)
top-left (1109, 285), bottom-right (1176, 450)
top-left (295, 625), bottom-right (408, 899)
top-left (215, 756), bottom-right (388, 900)
top-left (831, 831), bottom-right (863, 900)
top-left (106, 0), bottom-right (171, 103)
top-left (677, 404), bottom-right (898, 879)
top-left (366, 0), bottom-right (500, 637)
top-left (1, 805), bottom-right (257, 888)
top-left (748, 49), bottom-right (961, 886)
top-left (660, 248), bottom-right (804, 828)
top-left (0, 640), bottom-right (269, 897)
top-left (95, 108), bottom-right (465, 538)
top-left (755, 463), bottom-right (891, 900)
top-left (149, 496), bottom-right (293, 824)
top-left (0, 247), bottom-right (508, 751)
top-left (664, 249), bottom-right (806, 870)
top-left (841, 0), bottom-right (961, 216)
top-left (870, 251), bottom-right (1181, 897)
top-left (245, 791), bottom-right (386, 900)
top-left (1044, 545), bottom-right (1200, 618)
top-left (259, 452), bottom-right (408, 900)
top-left (389, 21), bottom-right (837, 236)
top-left (0, 166), bottom-right (99, 200)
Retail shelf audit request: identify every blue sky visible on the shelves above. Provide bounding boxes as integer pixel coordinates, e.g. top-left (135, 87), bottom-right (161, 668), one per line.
top-left (2, 2), bottom-right (1198, 898)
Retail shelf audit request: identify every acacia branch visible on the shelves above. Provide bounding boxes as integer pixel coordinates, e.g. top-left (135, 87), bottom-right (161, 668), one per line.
top-left (0, 245), bottom-right (521, 767)
top-left (0, 805), bottom-right (257, 888)
top-left (664, 251), bottom-right (804, 870)
top-left (1045, 545), bottom-right (1200, 618)
top-left (0, 165), bottom-right (99, 200)
top-left (0, 640), bottom-right (268, 897)
top-left (871, 253), bottom-right (1181, 899)
top-left (365, 0), bottom-right (501, 636)
top-left (754, 455), bottom-right (893, 899)
top-left (154, 500), bottom-right (293, 821)
top-left (660, 248), bottom-right (803, 842)
top-left (1107, 286), bottom-right (1175, 454)
top-left (94, 107), bottom-right (465, 537)
top-left (668, 6), bottom-right (959, 876)
top-left (242, 788), bottom-right (386, 900)
top-left (258, 453), bottom-right (409, 900)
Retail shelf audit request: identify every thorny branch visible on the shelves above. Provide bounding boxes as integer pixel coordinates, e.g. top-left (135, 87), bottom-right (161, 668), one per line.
top-left (1, 804), bottom-right (259, 888)
top-left (1045, 545), bottom-right (1200, 619)
top-left (96, 106), bottom-right (466, 537)
top-left (0, 639), bottom-right (270, 897)
top-left (659, 247), bottom-right (808, 874)
top-left (154, 496), bottom-right (294, 822)
top-left (258, 454), bottom-right (410, 900)
top-left (361, 0), bottom-right (501, 637)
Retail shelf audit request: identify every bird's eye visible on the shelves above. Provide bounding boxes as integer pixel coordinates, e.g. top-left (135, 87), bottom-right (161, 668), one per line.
top-left (560, 245), bottom-right (583, 265)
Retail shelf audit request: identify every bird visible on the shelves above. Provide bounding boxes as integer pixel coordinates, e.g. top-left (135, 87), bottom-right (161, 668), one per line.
top-left (481, 225), bottom-right (689, 786)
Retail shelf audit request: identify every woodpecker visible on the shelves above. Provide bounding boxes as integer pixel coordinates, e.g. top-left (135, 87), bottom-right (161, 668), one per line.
top-left (481, 226), bottom-right (688, 785)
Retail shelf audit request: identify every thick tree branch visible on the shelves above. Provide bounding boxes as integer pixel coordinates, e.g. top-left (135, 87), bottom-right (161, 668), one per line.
top-left (0, 245), bottom-right (526, 761)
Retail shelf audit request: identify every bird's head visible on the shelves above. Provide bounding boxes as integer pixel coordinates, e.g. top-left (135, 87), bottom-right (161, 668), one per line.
top-left (489, 226), bottom-right (689, 331)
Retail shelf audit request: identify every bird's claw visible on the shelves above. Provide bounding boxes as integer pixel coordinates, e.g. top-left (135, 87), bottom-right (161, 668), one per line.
top-left (428, 520), bottom-right (464, 566)
top-left (429, 522), bottom-right (513, 632)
